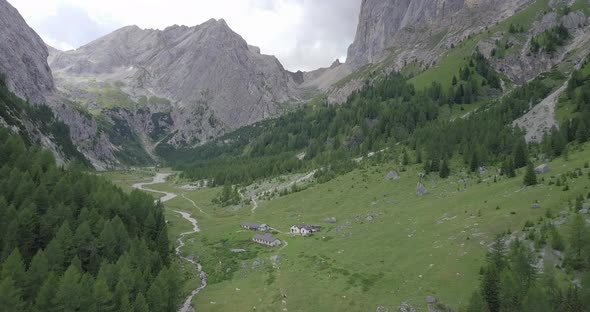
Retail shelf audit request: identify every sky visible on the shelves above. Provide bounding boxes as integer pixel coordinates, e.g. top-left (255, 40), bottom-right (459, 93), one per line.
top-left (9, 0), bottom-right (362, 71)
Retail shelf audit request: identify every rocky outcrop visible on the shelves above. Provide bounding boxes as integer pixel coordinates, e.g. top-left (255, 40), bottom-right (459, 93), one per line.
top-left (513, 82), bottom-right (566, 142)
top-left (0, 0), bottom-right (123, 169)
top-left (385, 171), bottom-right (401, 180)
top-left (49, 19), bottom-right (303, 147)
top-left (347, 0), bottom-right (532, 70)
top-left (416, 182), bottom-right (428, 196)
top-left (324, 0), bottom-right (534, 105)
top-left (486, 11), bottom-right (590, 84)
top-left (0, 0), bottom-right (54, 104)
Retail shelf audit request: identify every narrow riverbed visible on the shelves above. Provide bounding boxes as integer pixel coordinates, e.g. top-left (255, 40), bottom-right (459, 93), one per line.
top-left (133, 173), bottom-right (207, 312)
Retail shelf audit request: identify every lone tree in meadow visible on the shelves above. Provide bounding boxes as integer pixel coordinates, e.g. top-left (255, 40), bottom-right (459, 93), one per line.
top-left (523, 162), bottom-right (538, 186)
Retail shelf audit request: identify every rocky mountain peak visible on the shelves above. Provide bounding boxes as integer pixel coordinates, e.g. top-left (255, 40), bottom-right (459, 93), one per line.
top-left (330, 59), bottom-right (342, 68)
top-left (346, 0), bottom-right (531, 69)
top-left (48, 16), bottom-right (301, 149)
top-left (0, 0), bottom-right (54, 104)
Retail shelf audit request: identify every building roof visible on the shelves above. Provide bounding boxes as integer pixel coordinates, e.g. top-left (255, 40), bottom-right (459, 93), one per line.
top-left (241, 222), bottom-right (262, 228)
top-left (253, 234), bottom-right (280, 244)
top-left (292, 224), bottom-right (314, 230)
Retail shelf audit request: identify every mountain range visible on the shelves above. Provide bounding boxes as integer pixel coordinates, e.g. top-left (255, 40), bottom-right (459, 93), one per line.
top-left (1, 0), bottom-right (589, 169)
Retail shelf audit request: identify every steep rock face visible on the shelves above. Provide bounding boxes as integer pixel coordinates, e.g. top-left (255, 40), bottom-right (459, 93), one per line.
top-left (0, 0), bottom-right (54, 104)
top-left (49, 19), bottom-right (301, 147)
top-left (0, 0), bottom-right (122, 169)
top-left (481, 11), bottom-right (590, 84)
top-left (323, 0), bottom-right (537, 105)
top-left (347, 0), bottom-right (532, 69)
top-left (46, 95), bottom-right (120, 169)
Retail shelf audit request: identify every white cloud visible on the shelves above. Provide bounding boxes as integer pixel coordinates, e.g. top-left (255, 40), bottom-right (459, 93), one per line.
top-left (8, 0), bottom-right (361, 71)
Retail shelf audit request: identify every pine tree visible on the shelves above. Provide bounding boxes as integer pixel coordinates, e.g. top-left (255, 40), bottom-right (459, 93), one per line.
top-left (26, 249), bottom-right (50, 301)
top-left (502, 158), bottom-right (516, 178)
top-left (523, 162), bottom-right (538, 186)
top-left (1, 248), bottom-right (26, 291)
top-left (33, 273), bottom-right (59, 312)
top-left (44, 239), bottom-right (65, 273)
top-left (440, 158), bottom-right (450, 178)
top-left (466, 291), bottom-right (486, 312)
top-left (113, 281), bottom-right (131, 312)
top-left (99, 221), bottom-right (117, 262)
top-left (0, 277), bottom-right (25, 312)
top-left (74, 221), bottom-right (99, 274)
top-left (566, 214), bottom-right (590, 270)
top-left (561, 286), bottom-right (583, 312)
top-left (401, 150), bottom-right (409, 166)
top-left (470, 152), bottom-right (479, 173)
top-left (513, 140), bottom-right (528, 169)
top-left (133, 293), bottom-right (149, 312)
top-left (147, 269), bottom-right (170, 312)
top-left (93, 276), bottom-right (114, 312)
top-left (482, 266), bottom-right (501, 312)
top-left (53, 265), bottom-right (82, 311)
top-left (498, 270), bottom-right (521, 312)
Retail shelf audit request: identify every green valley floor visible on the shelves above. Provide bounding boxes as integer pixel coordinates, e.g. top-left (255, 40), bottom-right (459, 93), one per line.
top-left (103, 144), bottom-right (590, 311)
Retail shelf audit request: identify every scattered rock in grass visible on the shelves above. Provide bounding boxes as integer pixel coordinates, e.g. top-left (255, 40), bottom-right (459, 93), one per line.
top-left (535, 164), bottom-right (551, 174)
top-left (230, 248), bottom-right (247, 253)
top-left (532, 201), bottom-right (541, 209)
top-left (583, 203), bottom-right (590, 210)
top-left (366, 215), bottom-right (375, 222)
top-left (479, 167), bottom-right (487, 175)
top-left (270, 255), bottom-right (280, 264)
top-left (252, 258), bottom-right (263, 269)
top-left (552, 219), bottom-right (567, 227)
top-left (426, 296), bottom-right (437, 312)
top-left (398, 302), bottom-right (416, 312)
top-left (324, 217), bottom-right (337, 223)
top-left (580, 209), bottom-right (589, 215)
top-left (573, 278), bottom-right (582, 288)
top-left (385, 171), bottom-right (400, 181)
top-left (376, 306), bottom-right (390, 312)
top-left (416, 183), bottom-right (428, 196)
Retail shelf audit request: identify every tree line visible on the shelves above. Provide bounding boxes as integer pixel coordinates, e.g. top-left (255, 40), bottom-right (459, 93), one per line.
top-left (0, 128), bottom-right (181, 312)
top-left (167, 51), bottom-right (505, 186)
top-left (466, 214), bottom-right (590, 311)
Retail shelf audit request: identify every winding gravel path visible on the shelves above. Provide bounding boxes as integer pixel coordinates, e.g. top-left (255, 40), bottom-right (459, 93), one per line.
top-left (133, 173), bottom-right (207, 312)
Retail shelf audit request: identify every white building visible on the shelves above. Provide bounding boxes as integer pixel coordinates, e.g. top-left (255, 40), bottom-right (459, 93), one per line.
top-left (290, 224), bottom-right (321, 236)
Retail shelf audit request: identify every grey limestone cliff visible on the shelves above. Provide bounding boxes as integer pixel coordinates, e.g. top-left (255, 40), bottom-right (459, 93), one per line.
top-left (49, 19), bottom-right (302, 147)
top-left (0, 0), bottom-right (54, 104)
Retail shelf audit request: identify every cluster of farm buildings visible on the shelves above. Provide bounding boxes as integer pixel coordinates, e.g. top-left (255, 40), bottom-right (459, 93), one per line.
top-left (240, 222), bottom-right (323, 247)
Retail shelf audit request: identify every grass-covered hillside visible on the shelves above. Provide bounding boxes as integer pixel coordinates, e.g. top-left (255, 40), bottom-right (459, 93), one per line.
top-left (112, 141), bottom-right (590, 311)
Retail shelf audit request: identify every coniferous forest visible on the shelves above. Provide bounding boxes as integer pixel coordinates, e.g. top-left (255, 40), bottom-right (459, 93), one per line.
top-left (163, 53), bottom-right (590, 188)
top-left (0, 129), bottom-right (180, 312)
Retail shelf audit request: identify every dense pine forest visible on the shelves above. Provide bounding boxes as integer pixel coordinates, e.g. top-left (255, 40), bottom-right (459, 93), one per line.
top-left (0, 128), bottom-right (180, 312)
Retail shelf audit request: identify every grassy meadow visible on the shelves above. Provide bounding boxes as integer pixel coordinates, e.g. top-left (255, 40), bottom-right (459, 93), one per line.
top-left (104, 143), bottom-right (590, 311)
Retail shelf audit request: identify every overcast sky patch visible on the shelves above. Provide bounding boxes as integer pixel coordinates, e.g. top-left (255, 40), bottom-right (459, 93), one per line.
top-left (9, 0), bottom-right (361, 71)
